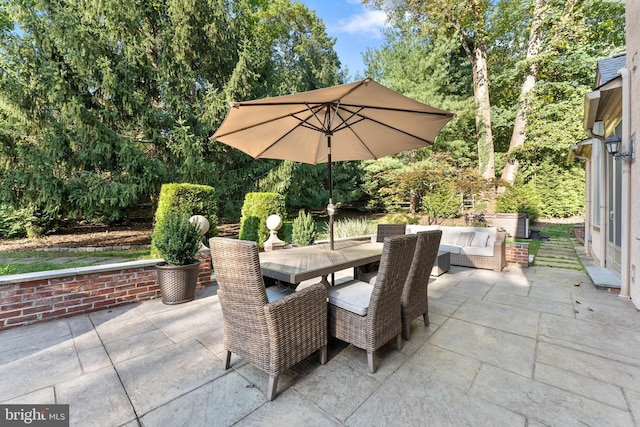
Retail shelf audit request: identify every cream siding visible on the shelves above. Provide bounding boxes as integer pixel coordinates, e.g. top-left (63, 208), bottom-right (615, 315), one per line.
top-left (628, 1), bottom-right (640, 307)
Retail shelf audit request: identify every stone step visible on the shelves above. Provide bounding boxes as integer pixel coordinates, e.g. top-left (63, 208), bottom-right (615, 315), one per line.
top-left (534, 259), bottom-right (582, 268)
top-left (535, 255), bottom-right (582, 263)
top-left (535, 252), bottom-right (582, 260)
top-left (533, 259), bottom-right (583, 269)
top-left (47, 257), bottom-right (80, 264)
top-left (539, 241), bottom-right (573, 246)
top-left (13, 257), bottom-right (49, 264)
top-left (538, 254), bottom-right (577, 259)
top-left (539, 245), bottom-right (575, 251)
top-left (536, 248), bottom-right (579, 256)
top-left (585, 266), bottom-right (621, 289)
top-left (533, 236), bottom-right (583, 270)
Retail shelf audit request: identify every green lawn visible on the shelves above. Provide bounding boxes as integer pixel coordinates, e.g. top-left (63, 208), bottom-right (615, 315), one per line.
top-left (1, 217), bottom-right (580, 275)
top-left (514, 222), bottom-right (577, 257)
top-left (533, 223), bottom-right (577, 238)
top-left (0, 249), bottom-right (152, 276)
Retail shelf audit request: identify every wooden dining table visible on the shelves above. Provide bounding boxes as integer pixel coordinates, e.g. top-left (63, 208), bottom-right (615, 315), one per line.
top-left (259, 240), bottom-right (383, 286)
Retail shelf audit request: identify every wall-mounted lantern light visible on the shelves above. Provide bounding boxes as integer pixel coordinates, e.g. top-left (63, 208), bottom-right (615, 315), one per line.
top-left (604, 135), bottom-right (634, 161)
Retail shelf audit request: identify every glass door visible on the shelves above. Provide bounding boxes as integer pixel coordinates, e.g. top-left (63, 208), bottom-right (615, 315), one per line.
top-left (606, 151), bottom-right (622, 275)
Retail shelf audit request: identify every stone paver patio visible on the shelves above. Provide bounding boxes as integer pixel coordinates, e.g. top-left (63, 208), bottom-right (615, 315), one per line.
top-left (2, 257), bottom-right (640, 426)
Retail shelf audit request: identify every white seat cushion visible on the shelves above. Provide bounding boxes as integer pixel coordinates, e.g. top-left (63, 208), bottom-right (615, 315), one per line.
top-left (460, 246), bottom-right (494, 257)
top-left (439, 244), bottom-right (462, 254)
top-left (327, 280), bottom-right (373, 316)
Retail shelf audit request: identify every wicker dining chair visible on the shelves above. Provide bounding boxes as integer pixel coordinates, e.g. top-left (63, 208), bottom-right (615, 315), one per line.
top-left (374, 223), bottom-right (406, 243)
top-left (357, 223), bottom-right (407, 281)
top-left (209, 237), bottom-right (328, 401)
top-left (327, 234), bottom-right (417, 373)
top-left (401, 230), bottom-right (442, 340)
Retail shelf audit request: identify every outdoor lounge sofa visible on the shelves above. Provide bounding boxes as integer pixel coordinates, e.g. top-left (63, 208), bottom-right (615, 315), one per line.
top-left (405, 225), bottom-right (507, 272)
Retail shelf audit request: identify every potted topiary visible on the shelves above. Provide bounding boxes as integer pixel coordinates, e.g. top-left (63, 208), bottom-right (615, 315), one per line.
top-left (152, 211), bottom-right (202, 304)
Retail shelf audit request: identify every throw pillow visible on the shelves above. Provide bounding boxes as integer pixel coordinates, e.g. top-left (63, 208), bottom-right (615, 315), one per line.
top-left (456, 231), bottom-right (476, 247)
top-left (471, 231), bottom-right (491, 247)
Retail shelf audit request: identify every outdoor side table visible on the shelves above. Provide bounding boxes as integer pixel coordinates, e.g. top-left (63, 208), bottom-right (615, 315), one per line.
top-left (431, 251), bottom-right (450, 276)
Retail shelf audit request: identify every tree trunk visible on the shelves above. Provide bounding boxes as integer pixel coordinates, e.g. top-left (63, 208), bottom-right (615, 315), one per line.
top-left (500, 0), bottom-right (547, 186)
top-left (471, 43), bottom-right (495, 180)
top-left (409, 190), bottom-right (418, 214)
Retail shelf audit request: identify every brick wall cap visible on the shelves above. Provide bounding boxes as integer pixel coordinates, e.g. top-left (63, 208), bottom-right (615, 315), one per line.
top-left (0, 259), bottom-right (162, 285)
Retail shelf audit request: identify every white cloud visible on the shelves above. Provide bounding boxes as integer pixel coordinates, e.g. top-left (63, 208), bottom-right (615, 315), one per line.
top-left (334, 9), bottom-right (387, 38)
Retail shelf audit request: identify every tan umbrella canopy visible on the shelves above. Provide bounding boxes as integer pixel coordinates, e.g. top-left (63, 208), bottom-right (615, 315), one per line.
top-left (211, 77), bottom-right (454, 249)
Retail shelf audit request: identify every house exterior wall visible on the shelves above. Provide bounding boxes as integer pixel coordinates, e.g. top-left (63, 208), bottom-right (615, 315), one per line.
top-left (628, 1), bottom-right (640, 307)
top-left (591, 226), bottom-right (603, 263)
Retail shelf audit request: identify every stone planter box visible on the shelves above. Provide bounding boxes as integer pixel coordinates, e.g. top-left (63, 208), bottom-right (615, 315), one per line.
top-left (484, 213), bottom-right (530, 239)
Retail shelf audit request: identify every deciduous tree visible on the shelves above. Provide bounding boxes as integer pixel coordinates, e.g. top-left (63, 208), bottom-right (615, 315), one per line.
top-left (366, 0), bottom-right (496, 179)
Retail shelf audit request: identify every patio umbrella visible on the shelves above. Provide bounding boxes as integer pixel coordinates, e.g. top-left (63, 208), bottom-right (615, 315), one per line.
top-left (211, 78), bottom-right (454, 249)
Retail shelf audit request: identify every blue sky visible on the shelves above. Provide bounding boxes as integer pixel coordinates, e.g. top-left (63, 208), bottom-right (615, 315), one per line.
top-left (300, 0), bottom-right (387, 78)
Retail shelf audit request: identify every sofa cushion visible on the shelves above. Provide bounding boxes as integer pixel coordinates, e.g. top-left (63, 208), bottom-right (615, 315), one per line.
top-left (456, 231), bottom-right (476, 247)
top-left (327, 280), bottom-right (373, 316)
top-left (406, 224), bottom-right (440, 234)
top-left (471, 231), bottom-right (491, 247)
top-left (441, 228), bottom-right (461, 245)
top-left (441, 226), bottom-right (497, 248)
top-left (439, 244), bottom-right (462, 254)
top-left (407, 225), bottom-right (499, 259)
top-left (460, 246), bottom-right (494, 257)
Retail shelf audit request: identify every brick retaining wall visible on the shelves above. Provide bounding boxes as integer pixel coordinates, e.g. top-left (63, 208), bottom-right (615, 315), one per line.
top-left (0, 250), bottom-right (212, 331)
top-left (506, 242), bottom-right (529, 267)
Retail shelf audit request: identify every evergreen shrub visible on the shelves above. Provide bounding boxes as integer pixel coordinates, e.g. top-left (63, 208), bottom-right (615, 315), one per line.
top-left (0, 205), bottom-right (29, 238)
top-left (292, 210), bottom-right (316, 246)
top-left (0, 204), bottom-right (59, 238)
top-left (151, 183), bottom-right (217, 257)
top-left (239, 192), bottom-right (286, 248)
top-left (496, 181), bottom-right (541, 222)
top-left (152, 211), bottom-right (201, 265)
top-left (535, 168), bottom-right (585, 218)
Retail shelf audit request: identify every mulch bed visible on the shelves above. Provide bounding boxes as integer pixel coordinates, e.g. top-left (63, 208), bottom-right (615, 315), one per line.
top-left (0, 221), bottom-right (241, 253)
top-left (0, 215), bottom-right (581, 254)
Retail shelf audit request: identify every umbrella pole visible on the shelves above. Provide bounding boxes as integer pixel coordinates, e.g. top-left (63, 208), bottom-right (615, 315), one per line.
top-left (327, 133), bottom-right (336, 285)
top-left (326, 133), bottom-right (335, 251)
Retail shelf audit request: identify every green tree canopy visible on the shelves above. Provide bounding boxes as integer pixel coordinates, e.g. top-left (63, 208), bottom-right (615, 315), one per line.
top-left (0, 0), bottom-right (342, 228)
top-left (363, 0), bottom-right (624, 218)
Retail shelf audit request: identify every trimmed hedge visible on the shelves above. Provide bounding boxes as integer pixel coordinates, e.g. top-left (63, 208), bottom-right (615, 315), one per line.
top-left (151, 183), bottom-right (218, 257)
top-left (239, 192), bottom-right (286, 248)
